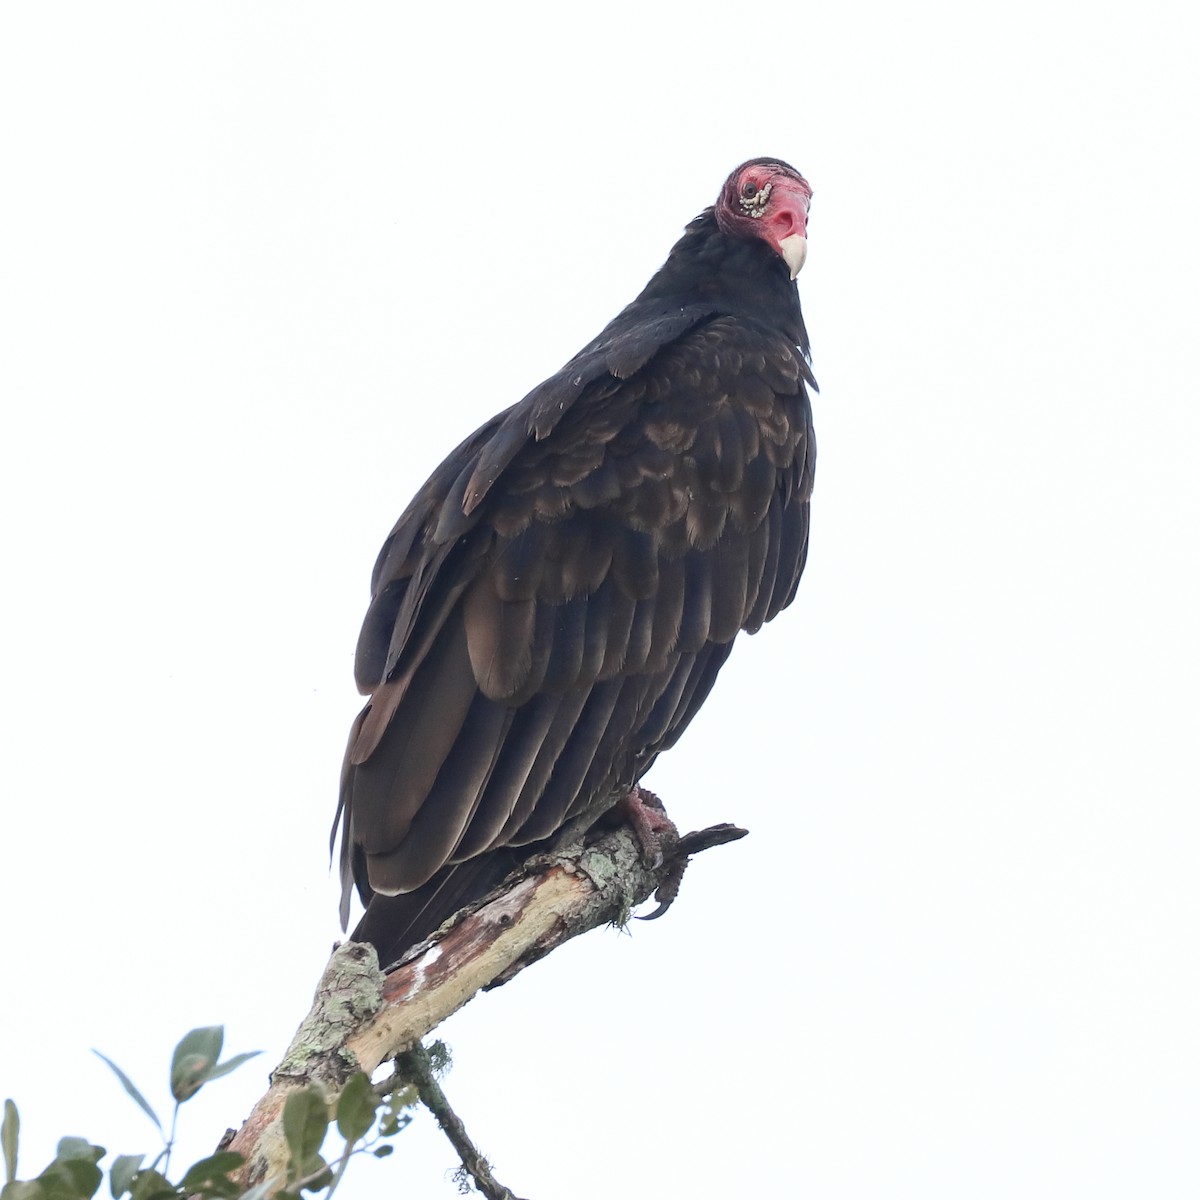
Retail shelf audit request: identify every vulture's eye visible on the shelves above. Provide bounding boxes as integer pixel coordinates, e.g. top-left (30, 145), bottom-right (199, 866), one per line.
top-left (741, 180), bottom-right (758, 198)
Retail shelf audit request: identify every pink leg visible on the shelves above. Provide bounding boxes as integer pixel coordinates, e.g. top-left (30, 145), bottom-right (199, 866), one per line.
top-left (615, 786), bottom-right (679, 868)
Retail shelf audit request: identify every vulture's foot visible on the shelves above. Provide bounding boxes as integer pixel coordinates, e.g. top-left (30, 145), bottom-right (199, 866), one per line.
top-left (616, 785), bottom-right (678, 869)
top-left (641, 822), bottom-right (750, 921)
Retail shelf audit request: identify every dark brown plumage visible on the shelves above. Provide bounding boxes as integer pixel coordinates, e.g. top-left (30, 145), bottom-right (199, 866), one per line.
top-left (334, 158), bottom-right (817, 966)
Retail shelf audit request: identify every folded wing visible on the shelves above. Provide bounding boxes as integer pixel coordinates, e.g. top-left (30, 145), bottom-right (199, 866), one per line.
top-left (334, 316), bottom-right (814, 932)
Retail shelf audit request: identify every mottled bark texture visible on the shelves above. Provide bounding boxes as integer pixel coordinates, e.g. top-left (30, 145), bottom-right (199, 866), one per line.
top-left (226, 820), bottom-right (745, 1193)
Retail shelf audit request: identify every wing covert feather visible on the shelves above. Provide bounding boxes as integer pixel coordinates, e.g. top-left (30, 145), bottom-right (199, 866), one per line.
top-left (338, 314), bottom-right (815, 905)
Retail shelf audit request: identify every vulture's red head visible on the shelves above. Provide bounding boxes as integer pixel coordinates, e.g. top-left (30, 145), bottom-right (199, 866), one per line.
top-left (715, 158), bottom-right (812, 280)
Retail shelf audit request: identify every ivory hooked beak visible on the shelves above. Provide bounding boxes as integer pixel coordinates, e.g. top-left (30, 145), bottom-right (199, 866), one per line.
top-left (779, 233), bottom-right (807, 280)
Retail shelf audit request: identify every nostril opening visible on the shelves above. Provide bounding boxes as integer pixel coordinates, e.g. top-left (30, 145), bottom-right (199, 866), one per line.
top-left (771, 210), bottom-right (800, 240)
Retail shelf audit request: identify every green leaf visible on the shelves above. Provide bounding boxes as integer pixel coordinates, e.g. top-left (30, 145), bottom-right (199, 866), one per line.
top-left (195, 1053), bottom-right (261, 1088)
top-left (169, 1056), bottom-right (210, 1103)
top-left (126, 1169), bottom-right (174, 1200)
top-left (36, 1159), bottom-right (102, 1200)
top-left (178, 1152), bottom-right (241, 1186)
top-left (35, 1141), bottom-right (104, 1200)
top-left (2, 1181), bottom-right (44, 1200)
top-left (169, 1028), bottom-right (223, 1102)
top-left (281, 1089), bottom-right (328, 1179)
top-left (178, 1152), bottom-right (242, 1198)
top-left (91, 1055), bottom-right (163, 1137)
top-left (379, 1083), bottom-right (415, 1138)
top-left (372, 1145), bottom-right (394, 1158)
top-left (297, 1156), bottom-right (330, 1194)
top-left (164, 1033), bottom-right (258, 1104)
top-left (52, 1144), bottom-right (102, 1167)
top-left (2, 1100), bottom-right (18, 1184)
top-left (335, 1074), bottom-right (376, 1145)
top-left (107, 1157), bottom-right (142, 1200)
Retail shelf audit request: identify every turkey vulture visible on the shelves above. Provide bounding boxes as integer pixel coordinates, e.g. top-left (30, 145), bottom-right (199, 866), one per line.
top-left (334, 158), bottom-right (817, 966)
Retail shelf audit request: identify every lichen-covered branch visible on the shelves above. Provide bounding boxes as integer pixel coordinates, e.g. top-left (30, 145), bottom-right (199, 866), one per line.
top-left (225, 821), bottom-right (746, 1194)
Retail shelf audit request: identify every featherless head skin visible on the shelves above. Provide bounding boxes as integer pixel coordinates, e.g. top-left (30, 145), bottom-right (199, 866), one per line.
top-left (715, 158), bottom-right (812, 278)
top-left (336, 159), bottom-right (818, 965)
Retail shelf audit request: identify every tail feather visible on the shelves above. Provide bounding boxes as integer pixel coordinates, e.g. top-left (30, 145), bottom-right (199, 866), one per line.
top-left (350, 847), bottom-right (524, 970)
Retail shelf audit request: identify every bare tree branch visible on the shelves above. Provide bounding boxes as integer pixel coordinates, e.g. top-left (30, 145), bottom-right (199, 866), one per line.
top-left (225, 820), bottom-right (747, 1194)
top-left (396, 1042), bottom-right (525, 1200)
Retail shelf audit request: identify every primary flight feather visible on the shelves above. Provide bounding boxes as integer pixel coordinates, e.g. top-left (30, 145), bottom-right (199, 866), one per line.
top-left (334, 158), bottom-right (817, 966)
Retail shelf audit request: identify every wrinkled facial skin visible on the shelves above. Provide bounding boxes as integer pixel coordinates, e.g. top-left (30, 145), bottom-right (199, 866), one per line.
top-left (715, 158), bottom-right (812, 277)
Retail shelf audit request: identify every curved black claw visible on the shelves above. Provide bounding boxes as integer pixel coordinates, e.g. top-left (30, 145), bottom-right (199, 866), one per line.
top-left (638, 857), bottom-right (687, 921)
top-left (638, 823), bottom-right (749, 921)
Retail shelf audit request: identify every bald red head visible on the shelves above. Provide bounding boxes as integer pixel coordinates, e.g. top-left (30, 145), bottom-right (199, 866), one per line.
top-left (715, 158), bottom-right (812, 278)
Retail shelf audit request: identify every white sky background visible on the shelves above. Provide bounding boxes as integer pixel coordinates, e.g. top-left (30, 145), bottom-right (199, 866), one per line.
top-left (2, 2), bottom-right (1198, 1197)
